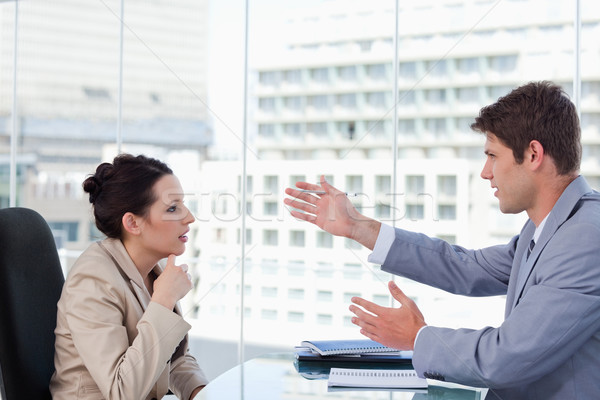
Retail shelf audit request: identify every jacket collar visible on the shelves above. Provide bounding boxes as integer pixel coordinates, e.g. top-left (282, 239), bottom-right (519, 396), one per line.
top-left (98, 238), bottom-right (164, 307)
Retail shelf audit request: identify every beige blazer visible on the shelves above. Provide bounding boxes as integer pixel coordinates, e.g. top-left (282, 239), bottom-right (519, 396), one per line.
top-left (50, 238), bottom-right (208, 400)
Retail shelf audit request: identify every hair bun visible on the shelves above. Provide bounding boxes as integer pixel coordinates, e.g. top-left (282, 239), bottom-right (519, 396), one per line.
top-left (82, 162), bottom-right (114, 203)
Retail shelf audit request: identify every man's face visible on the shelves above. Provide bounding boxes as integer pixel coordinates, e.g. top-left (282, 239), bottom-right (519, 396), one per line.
top-left (480, 133), bottom-right (533, 214)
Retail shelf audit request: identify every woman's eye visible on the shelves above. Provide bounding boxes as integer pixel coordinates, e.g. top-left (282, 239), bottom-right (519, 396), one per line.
top-left (167, 205), bottom-right (177, 212)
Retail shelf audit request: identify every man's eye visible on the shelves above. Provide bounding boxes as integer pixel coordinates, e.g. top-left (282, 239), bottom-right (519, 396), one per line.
top-left (167, 206), bottom-right (177, 212)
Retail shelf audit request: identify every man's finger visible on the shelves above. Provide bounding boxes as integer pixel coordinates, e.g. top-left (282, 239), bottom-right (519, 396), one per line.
top-left (388, 281), bottom-right (411, 304)
top-left (349, 304), bottom-right (378, 326)
top-left (351, 296), bottom-right (386, 315)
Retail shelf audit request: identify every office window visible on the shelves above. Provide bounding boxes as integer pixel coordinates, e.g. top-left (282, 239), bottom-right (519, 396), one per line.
top-left (261, 286), bottom-right (278, 297)
top-left (307, 122), bottom-right (328, 135)
top-left (317, 314), bottom-right (333, 325)
top-left (288, 260), bottom-right (305, 277)
top-left (366, 64), bottom-right (387, 81)
top-left (375, 203), bottom-right (391, 219)
top-left (288, 288), bottom-right (304, 300)
top-left (343, 263), bottom-right (362, 280)
top-left (337, 65), bottom-right (357, 81)
top-left (258, 123), bottom-right (276, 137)
top-left (343, 292), bottom-right (361, 302)
top-left (406, 175), bottom-right (425, 194)
top-left (288, 311), bottom-right (304, 322)
top-left (48, 221), bottom-right (78, 242)
top-left (283, 96), bottom-right (302, 111)
top-left (259, 71), bottom-right (280, 87)
top-left (316, 262), bottom-right (334, 278)
top-left (307, 95), bottom-right (329, 110)
top-left (376, 175), bottom-right (391, 194)
top-left (289, 175), bottom-right (306, 187)
top-left (438, 205), bottom-right (457, 220)
top-left (398, 61), bottom-right (417, 80)
top-left (336, 93), bottom-right (357, 109)
top-left (263, 201), bottom-right (278, 216)
top-left (406, 204), bottom-right (425, 220)
top-left (366, 92), bottom-right (386, 108)
top-left (346, 175), bottom-right (363, 193)
top-left (310, 67), bottom-right (329, 83)
top-left (263, 230), bottom-right (278, 246)
top-left (438, 175), bottom-right (457, 197)
top-left (373, 294), bottom-right (389, 304)
top-left (264, 175), bottom-right (278, 193)
top-left (317, 290), bottom-right (333, 301)
top-left (261, 309), bottom-right (278, 320)
top-left (289, 230), bottom-right (305, 247)
top-left (258, 97), bottom-right (276, 112)
top-left (316, 231), bottom-right (333, 248)
top-left (456, 57), bottom-right (479, 76)
top-left (283, 69), bottom-right (302, 84)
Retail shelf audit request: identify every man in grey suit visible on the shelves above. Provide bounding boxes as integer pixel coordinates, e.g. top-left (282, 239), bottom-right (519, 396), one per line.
top-left (284, 81), bottom-right (600, 399)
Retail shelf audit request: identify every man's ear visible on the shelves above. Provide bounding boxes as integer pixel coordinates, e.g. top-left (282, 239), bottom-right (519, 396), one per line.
top-left (527, 140), bottom-right (545, 170)
top-left (122, 212), bottom-right (142, 236)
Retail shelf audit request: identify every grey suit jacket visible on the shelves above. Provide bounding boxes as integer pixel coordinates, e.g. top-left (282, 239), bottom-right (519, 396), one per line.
top-left (381, 176), bottom-right (600, 399)
top-left (50, 238), bottom-right (208, 400)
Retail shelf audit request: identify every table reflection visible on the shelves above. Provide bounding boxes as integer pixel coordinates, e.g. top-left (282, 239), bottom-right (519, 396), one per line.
top-left (197, 353), bottom-right (485, 400)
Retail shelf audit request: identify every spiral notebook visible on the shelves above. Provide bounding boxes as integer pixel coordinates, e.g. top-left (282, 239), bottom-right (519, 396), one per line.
top-left (328, 367), bottom-right (428, 389)
top-left (300, 339), bottom-right (398, 356)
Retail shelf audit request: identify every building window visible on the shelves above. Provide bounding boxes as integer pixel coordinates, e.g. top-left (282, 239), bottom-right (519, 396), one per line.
top-left (288, 311), bottom-right (304, 322)
top-left (438, 205), bottom-right (457, 220)
top-left (317, 314), bottom-right (333, 325)
top-left (376, 175), bottom-right (391, 194)
top-left (261, 309), bottom-right (278, 320)
top-left (307, 95), bottom-right (329, 110)
top-left (316, 262), bottom-right (334, 278)
top-left (438, 175), bottom-right (457, 197)
top-left (289, 230), bottom-right (305, 247)
top-left (337, 65), bottom-right (357, 81)
top-left (343, 263), bottom-right (362, 280)
top-left (405, 175), bottom-right (424, 194)
top-left (258, 97), bottom-right (276, 112)
top-left (288, 288), bottom-right (305, 300)
top-left (263, 230), bottom-right (278, 246)
top-left (343, 292), bottom-right (361, 302)
top-left (310, 67), bottom-right (329, 83)
top-left (263, 201), bottom-right (278, 216)
top-left (261, 287), bottom-right (278, 297)
top-left (49, 221), bottom-right (79, 243)
top-left (264, 175), bottom-right (278, 194)
top-left (406, 204), bottom-right (424, 220)
top-left (316, 231), bottom-right (333, 248)
top-left (346, 175), bottom-right (363, 193)
top-left (336, 93), bottom-right (357, 109)
top-left (366, 63), bottom-right (387, 81)
top-left (317, 290), bottom-right (333, 301)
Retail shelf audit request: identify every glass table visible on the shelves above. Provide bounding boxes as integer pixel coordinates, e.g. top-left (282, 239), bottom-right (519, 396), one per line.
top-left (196, 353), bottom-right (487, 399)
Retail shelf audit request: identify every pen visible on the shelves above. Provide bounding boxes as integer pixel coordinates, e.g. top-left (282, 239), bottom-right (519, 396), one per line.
top-left (299, 189), bottom-right (359, 197)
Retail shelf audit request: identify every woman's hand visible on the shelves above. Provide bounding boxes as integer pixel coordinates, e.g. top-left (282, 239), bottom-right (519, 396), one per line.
top-left (151, 254), bottom-right (193, 310)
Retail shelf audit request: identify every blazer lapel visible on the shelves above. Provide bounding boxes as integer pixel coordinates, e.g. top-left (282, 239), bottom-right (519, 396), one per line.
top-left (98, 238), bottom-right (163, 310)
top-left (508, 176), bottom-right (594, 311)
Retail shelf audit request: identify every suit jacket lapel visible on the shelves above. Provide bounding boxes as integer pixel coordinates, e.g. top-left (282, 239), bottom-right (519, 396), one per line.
top-left (98, 238), bottom-right (164, 311)
top-left (508, 176), bottom-right (593, 312)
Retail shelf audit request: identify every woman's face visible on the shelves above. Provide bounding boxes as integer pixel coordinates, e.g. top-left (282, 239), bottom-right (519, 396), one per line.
top-left (137, 174), bottom-right (195, 259)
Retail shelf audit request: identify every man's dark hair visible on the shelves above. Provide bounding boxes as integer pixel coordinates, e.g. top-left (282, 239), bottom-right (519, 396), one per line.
top-left (471, 81), bottom-right (581, 175)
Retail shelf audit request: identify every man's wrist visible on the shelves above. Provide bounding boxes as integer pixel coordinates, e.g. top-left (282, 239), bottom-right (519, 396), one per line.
top-left (351, 218), bottom-right (381, 250)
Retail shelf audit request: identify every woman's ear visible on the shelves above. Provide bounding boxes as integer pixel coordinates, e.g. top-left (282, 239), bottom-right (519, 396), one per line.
top-left (122, 212), bottom-right (142, 236)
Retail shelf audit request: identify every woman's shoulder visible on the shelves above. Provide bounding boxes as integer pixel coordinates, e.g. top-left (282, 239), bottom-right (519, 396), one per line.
top-left (65, 239), bottom-right (126, 285)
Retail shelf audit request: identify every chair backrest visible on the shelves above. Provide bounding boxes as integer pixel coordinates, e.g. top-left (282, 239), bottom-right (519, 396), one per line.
top-left (0, 207), bottom-right (65, 400)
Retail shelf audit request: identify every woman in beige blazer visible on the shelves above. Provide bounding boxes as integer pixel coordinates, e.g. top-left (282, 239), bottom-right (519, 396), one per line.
top-left (50, 154), bottom-right (208, 399)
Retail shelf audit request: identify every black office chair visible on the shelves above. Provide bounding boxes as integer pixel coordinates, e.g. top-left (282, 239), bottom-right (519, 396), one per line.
top-left (0, 207), bottom-right (65, 400)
